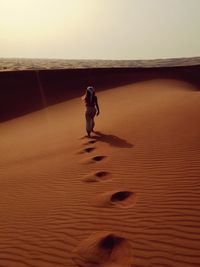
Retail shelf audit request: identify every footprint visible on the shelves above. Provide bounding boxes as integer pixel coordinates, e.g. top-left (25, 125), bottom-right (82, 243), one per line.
top-left (82, 155), bottom-right (106, 164)
top-left (77, 147), bottom-right (96, 155)
top-left (84, 147), bottom-right (95, 153)
top-left (88, 140), bottom-right (97, 144)
top-left (111, 191), bottom-right (133, 203)
top-left (72, 231), bottom-right (133, 267)
top-left (83, 171), bottom-right (111, 182)
top-left (96, 171), bottom-right (110, 178)
top-left (93, 190), bottom-right (136, 208)
top-left (92, 155), bottom-right (106, 162)
top-left (83, 140), bottom-right (97, 145)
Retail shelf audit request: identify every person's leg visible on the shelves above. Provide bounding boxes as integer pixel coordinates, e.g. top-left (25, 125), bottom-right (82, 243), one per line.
top-left (91, 107), bottom-right (96, 132)
top-left (85, 108), bottom-right (93, 137)
top-left (85, 107), bottom-right (96, 137)
top-left (91, 118), bottom-right (95, 132)
top-left (86, 117), bottom-right (91, 137)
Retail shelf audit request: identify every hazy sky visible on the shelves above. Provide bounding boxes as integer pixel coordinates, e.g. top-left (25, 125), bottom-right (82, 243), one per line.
top-left (0, 0), bottom-right (200, 60)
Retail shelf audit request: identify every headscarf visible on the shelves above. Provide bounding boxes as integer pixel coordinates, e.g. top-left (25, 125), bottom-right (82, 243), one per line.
top-left (87, 86), bottom-right (95, 104)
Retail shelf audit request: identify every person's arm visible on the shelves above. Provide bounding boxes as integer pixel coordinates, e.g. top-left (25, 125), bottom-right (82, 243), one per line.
top-left (95, 97), bottom-right (100, 116)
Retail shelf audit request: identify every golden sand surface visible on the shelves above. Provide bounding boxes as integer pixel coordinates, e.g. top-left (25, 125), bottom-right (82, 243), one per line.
top-left (0, 76), bottom-right (200, 267)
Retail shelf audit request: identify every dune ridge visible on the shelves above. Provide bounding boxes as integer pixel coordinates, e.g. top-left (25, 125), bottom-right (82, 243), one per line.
top-left (0, 65), bottom-right (200, 122)
top-left (0, 57), bottom-right (200, 72)
top-left (0, 70), bottom-right (200, 267)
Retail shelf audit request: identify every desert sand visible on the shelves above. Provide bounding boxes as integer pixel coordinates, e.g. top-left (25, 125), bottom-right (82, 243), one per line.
top-left (1, 57), bottom-right (200, 72)
top-left (0, 67), bottom-right (200, 267)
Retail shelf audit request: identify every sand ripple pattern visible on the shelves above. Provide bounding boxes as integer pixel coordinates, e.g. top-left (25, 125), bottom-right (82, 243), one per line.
top-left (0, 78), bottom-right (200, 267)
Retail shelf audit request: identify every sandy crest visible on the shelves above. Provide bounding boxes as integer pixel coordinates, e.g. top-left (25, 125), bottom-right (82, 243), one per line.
top-left (0, 79), bottom-right (200, 267)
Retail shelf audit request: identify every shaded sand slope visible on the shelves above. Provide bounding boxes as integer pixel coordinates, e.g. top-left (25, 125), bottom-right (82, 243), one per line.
top-left (1, 65), bottom-right (200, 122)
top-left (0, 79), bottom-right (200, 267)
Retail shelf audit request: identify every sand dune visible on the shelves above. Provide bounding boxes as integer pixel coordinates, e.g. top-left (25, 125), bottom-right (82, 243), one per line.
top-left (0, 75), bottom-right (200, 267)
top-left (0, 57), bottom-right (200, 72)
top-left (1, 64), bottom-right (200, 122)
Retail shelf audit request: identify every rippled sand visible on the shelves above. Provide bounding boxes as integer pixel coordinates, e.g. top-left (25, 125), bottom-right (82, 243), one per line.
top-left (0, 71), bottom-right (200, 266)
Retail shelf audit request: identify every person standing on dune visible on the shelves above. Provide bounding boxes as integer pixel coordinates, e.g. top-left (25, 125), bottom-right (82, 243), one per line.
top-left (82, 86), bottom-right (100, 137)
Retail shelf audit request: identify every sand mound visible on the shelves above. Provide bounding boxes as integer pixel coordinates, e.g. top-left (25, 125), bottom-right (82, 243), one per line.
top-left (0, 76), bottom-right (200, 267)
top-left (72, 231), bottom-right (133, 267)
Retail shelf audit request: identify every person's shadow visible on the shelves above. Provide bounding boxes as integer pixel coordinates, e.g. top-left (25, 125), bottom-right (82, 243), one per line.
top-left (92, 131), bottom-right (133, 148)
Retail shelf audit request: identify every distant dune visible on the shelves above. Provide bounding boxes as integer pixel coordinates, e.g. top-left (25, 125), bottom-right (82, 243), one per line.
top-left (0, 57), bottom-right (200, 72)
top-left (0, 62), bottom-right (200, 267)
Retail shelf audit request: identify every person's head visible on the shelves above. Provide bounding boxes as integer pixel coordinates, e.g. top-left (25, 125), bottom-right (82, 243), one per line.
top-left (82, 86), bottom-right (95, 102)
top-left (86, 86), bottom-right (95, 95)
